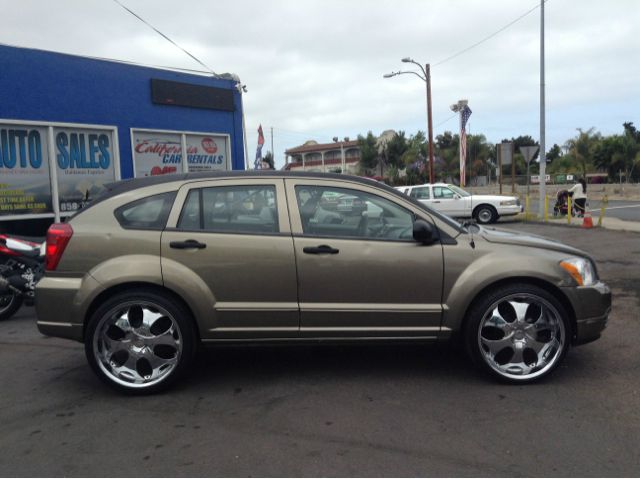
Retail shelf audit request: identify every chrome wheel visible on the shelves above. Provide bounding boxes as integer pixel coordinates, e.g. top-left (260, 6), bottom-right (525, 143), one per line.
top-left (92, 301), bottom-right (183, 389)
top-left (477, 293), bottom-right (566, 381)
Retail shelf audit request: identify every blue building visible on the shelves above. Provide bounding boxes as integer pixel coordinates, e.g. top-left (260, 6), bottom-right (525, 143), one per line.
top-left (0, 44), bottom-right (246, 234)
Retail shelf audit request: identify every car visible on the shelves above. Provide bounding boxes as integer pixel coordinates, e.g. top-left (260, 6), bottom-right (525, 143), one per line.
top-left (36, 171), bottom-right (611, 393)
top-left (396, 183), bottom-right (522, 224)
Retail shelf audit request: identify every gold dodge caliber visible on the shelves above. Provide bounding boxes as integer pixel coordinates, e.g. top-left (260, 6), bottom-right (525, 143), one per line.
top-left (36, 172), bottom-right (611, 393)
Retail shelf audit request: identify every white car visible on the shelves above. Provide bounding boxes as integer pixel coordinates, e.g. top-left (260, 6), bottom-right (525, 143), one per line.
top-left (395, 183), bottom-right (522, 224)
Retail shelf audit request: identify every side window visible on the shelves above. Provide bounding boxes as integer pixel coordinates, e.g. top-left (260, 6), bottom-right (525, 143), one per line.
top-left (410, 186), bottom-right (430, 200)
top-left (295, 186), bottom-right (414, 241)
top-left (114, 191), bottom-right (176, 230)
top-left (177, 185), bottom-right (278, 234)
top-left (433, 187), bottom-right (454, 199)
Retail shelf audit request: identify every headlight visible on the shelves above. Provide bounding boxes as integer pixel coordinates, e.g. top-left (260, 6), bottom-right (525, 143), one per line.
top-left (500, 199), bottom-right (517, 206)
top-left (560, 257), bottom-right (597, 286)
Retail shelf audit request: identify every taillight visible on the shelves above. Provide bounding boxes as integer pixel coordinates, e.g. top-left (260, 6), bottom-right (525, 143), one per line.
top-left (45, 223), bottom-right (73, 271)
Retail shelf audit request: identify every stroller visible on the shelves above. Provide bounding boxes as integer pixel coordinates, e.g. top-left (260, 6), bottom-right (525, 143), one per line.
top-left (553, 190), bottom-right (581, 217)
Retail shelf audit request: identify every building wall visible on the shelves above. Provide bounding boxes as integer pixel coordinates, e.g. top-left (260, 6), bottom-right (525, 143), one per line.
top-left (0, 45), bottom-right (245, 177)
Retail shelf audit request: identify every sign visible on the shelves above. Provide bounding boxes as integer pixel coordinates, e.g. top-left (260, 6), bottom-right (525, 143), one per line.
top-left (186, 134), bottom-right (228, 172)
top-left (567, 174), bottom-right (574, 181)
top-left (500, 143), bottom-right (513, 166)
top-left (54, 127), bottom-right (117, 213)
top-left (519, 146), bottom-right (539, 165)
top-left (132, 130), bottom-right (229, 177)
top-left (531, 175), bottom-right (551, 184)
top-left (0, 124), bottom-right (53, 216)
top-left (132, 131), bottom-right (183, 177)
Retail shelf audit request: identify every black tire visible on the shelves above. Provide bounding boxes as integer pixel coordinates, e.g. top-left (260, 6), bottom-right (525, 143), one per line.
top-left (464, 283), bottom-right (571, 384)
top-left (0, 292), bottom-right (23, 321)
top-left (85, 288), bottom-right (197, 394)
top-left (473, 204), bottom-right (498, 224)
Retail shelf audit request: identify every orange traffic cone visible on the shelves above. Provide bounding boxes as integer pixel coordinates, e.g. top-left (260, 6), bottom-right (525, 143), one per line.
top-left (582, 211), bottom-right (593, 229)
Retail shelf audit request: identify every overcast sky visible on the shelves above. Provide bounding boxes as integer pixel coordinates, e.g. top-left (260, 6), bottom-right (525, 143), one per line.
top-left (2, 0), bottom-right (639, 168)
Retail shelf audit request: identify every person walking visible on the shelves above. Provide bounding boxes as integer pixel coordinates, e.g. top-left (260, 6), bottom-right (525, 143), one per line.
top-left (569, 178), bottom-right (587, 217)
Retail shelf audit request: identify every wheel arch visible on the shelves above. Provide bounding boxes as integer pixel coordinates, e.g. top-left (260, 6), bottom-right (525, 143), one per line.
top-left (82, 282), bottom-right (201, 343)
top-left (453, 276), bottom-right (577, 343)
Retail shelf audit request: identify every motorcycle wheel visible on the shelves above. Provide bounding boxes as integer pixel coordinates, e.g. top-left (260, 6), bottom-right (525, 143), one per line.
top-left (0, 292), bottom-right (23, 321)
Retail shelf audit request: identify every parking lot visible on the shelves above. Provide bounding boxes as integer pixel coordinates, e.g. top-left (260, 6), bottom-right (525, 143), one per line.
top-left (1, 222), bottom-right (639, 477)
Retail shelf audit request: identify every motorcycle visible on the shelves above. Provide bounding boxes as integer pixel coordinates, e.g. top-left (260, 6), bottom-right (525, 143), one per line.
top-left (0, 234), bottom-right (45, 321)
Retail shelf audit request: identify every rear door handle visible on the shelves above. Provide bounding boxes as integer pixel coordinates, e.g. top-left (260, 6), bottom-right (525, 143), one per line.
top-left (303, 245), bottom-right (339, 255)
top-left (170, 239), bottom-right (206, 250)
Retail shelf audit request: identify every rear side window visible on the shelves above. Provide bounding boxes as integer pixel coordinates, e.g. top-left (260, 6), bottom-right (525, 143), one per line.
top-left (114, 192), bottom-right (176, 230)
top-left (177, 185), bottom-right (279, 234)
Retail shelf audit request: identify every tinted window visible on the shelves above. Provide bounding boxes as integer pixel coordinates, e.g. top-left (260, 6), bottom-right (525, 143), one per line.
top-left (114, 192), bottom-right (176, 230)
top-left (178, 185), bottom-right (278, 234)
top-left (295, 186), bottom-right (414, 241)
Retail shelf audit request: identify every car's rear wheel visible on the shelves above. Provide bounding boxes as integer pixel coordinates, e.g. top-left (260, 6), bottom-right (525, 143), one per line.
top-left (464, 284), bottom-right (570, 383)
top-left (473, 204), bottom-right (497, 224)
top-left (85, 289), bottom-right (196, 394)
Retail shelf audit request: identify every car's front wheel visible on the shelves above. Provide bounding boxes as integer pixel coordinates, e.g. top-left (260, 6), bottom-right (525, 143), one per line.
top-left (473, 204), bottom-right (498, 224)
top-left (85, 289), bottom-right (196, 394)
top-left (464, 283), bottom-right (571, 383)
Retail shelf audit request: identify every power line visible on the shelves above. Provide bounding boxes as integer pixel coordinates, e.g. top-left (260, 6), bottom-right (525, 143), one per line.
top-left (111, 0), bottom-right (218, 76)
top-left (433, 0), bottom-right (548, 67)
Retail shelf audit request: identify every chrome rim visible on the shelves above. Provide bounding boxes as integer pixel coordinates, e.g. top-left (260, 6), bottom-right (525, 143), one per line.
top-left (93, 301), bottom-right (182, 389)
top-left (477, 208), bottom-right (493, 223)
top-left (478, 293), bottom-right (566, 380)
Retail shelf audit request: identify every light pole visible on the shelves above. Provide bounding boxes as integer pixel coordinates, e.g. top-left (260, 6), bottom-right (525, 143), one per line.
top-left (384, 57), bottom-right (434, 184)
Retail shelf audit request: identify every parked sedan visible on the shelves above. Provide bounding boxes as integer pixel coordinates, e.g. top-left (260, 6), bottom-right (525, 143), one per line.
top-left (37, 172), bottom-right (610, 393)
top-left (396, 183), bottom-right (522, 224)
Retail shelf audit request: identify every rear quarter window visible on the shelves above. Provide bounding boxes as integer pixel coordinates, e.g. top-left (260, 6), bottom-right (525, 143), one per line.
top-left (114, 191), bottom-right (176, 230)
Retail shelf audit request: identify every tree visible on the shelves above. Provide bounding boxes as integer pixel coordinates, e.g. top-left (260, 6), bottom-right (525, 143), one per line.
top-left (357, 131), bottom-right (379, 175)
top-left (386, 131), bottom-right (408, 169)
top-left (262, 151), bottom-right (274, 169)
top-left (564, 128), bottom-right (600, 177)
top-left (546, 144), bottom-right (562, 163)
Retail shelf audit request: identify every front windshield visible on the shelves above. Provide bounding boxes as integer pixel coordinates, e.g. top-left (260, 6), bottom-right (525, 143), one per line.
top-left (448, 185), bottom-right (471, 197)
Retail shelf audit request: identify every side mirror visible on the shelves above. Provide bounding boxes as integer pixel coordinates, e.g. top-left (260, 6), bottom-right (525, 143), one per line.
top-left (413, 219), bottom-right (438, 245)
top-left (453, 194), bottom-right (461, 200)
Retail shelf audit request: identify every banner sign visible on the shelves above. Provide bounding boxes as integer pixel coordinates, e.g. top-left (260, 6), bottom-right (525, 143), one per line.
top-left (132, 130), bottom-right (229, 177)
top-left (132, 131), bottom-right (183, 177)
top-left (54, 127), bottom-right (117, 213)
top-left (0, 124), bottom-right (53, 215)
top-left (186, 134), bottom-right (228, 172)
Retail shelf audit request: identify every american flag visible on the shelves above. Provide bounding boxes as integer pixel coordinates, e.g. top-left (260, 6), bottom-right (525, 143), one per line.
top-left (460, 105), bottom-right (472, 186)
top-left (254, 124), bottom-right (265, 169)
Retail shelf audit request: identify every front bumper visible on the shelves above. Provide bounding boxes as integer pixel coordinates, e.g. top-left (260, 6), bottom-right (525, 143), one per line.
top-left (497, 205), bottom-right (523, 217)
top-left (562, 281), bottom-right (611, 345)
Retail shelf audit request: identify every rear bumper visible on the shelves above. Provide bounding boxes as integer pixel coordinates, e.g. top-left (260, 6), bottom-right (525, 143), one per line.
top-left (563, 281), bottom-right (611, 345)
top-left (35, 274), bottom-right (100, 342)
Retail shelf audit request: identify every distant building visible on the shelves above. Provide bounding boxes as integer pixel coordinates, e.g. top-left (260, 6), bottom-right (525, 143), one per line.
top-left (284, 139), bottom-right (360, 174)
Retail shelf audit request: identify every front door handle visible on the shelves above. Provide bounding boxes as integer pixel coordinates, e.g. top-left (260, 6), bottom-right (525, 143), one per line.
top-left (303, 245), bottom-right (339, 255)
top-left (170, 239), bottom-right (206, 250)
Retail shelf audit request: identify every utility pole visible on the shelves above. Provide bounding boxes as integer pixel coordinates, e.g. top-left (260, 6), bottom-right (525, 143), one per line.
top-left (538, 0), bottom-right (547, 218)
top-left (426, 64), bottom-right (435, 184)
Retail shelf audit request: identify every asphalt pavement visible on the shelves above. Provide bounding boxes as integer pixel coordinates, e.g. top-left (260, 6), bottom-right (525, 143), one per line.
top-left (0, 222), bottom-right (639, 477)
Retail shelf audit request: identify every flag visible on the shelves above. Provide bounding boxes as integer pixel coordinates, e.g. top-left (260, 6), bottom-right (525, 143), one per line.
top-left (460, 105), bottom-right (472, 186)
top-left (254, 124), bottom-right (265, 169)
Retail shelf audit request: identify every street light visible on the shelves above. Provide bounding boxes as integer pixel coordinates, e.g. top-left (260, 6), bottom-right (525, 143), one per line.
top-left (450, 99), bottom-right (469, 187)
top-left (384, 57), bottom-right (435, 184)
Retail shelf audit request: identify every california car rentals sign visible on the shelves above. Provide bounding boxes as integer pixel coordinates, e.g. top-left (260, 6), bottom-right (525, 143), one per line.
top-left (0, 122), bottom-right (117, 218)
top-left (132, 130), bottom-right (228, 177)
top-left (0, 125), bottom-right (53, 215)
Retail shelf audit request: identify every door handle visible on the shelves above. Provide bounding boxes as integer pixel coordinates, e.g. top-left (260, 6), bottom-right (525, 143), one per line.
top-left (303, 245), bottom-right (339, 255)
top-left (433, 200), bottom-right (441, 203)
top-left (170, 239), bottom-right (207, 250)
